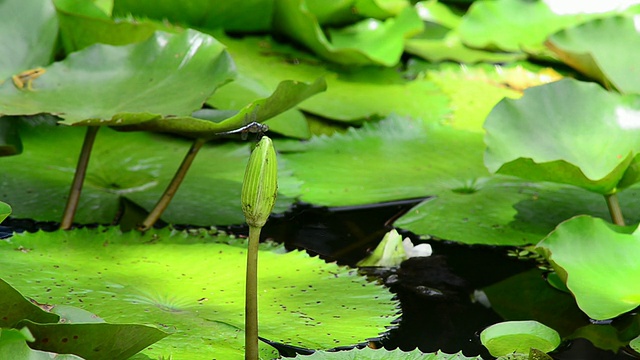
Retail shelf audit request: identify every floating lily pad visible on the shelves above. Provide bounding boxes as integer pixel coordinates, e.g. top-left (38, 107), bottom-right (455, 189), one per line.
top-left (273, 0), bottom-right (423, 66)
top-left (396, 176), bottom-right (640, 246)
top-left (484, 78), bottom-right (640, 195)
top-left (0, 0), bottom-right (58, 78)
top-left (290, 348), bottom-right (482, 359)
top-left (0, 227), bottom-right (398, 359)
top-left (278, 115), bottom-right (487, 206)
top-left (0, 278), bottom-right (59, 328)
top-left (480, 320), bottom-right (560, 357)
top-left (547, 16), bottom-right (640, 94)
top-left (0, 120), bottom-right (299, 225)
top-left (631, 334), bottom-right (640, 352)
top-left (536, 215), bottom-right (640, 320)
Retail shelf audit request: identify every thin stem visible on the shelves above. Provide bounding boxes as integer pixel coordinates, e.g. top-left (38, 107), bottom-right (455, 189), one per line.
top-left (245, 225), bottom-right (261, 360)
top-left (138, 138), bottom-right (207, 231)
top-left (605, 193), bottom-right (625, 226)
top-left (60, 126), bottom-right (100, 230)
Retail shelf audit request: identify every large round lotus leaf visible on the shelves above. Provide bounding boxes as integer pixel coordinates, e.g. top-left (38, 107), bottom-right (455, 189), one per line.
top-left (290, 348), bottom-right (482, 359)
top-left (53, 0), bottom-right (162, 53)
top-left (0, 0), bottom-right (58, 78)
top-left (0, 121), bottom-right (298, 225)
top-left (405, 33), bottom-right (525, 64)
top-left (484, 78), bottom-right (640, 195)
top-left (209, 34), bottom-right (450, 123)
top-left (396, 177), bottom-right (640, 246)
top-left (272, 0), bottom-right (423, 66)
top-left (536, 215), bottom-right (640, 320)
top-left (0, 228), bottom-right (397, 359)
top-left (480, 320), bottom-right (560, 357)
top-left (547, 16), bottom-right (640, 94)
top-left (112, 0), bottom-right (273, 32)
top-left (0, 30), bottom-right (238, 133)
top-left (278, 115), bottom-right (488, 206)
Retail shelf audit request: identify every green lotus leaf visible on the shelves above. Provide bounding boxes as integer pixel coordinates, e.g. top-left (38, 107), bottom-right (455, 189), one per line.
top-left (536, 215), bottom-right (640, 320)
top-left (0, 278), bottom-right (60, 328)
top-left (480, 320), bottom-right (560, 357)
top-left (304, 0), bottom-right (360, 25)
top-left (0, 327), bottom-right (83, 360)
top-left (458, 0), bottom-right (640, 55)
top-left (290, 348), bottom-right (482, 359)
top-left (484, 78), bottom-right (640, 195)
top-left (396, 176), bottom-right (640, 246)
top-left (0, 0), bottom-right (58, 78)
top-left (273, 0), bottom-right (423, 66)
top-left (547, 16), bottom-right (640, 94)
top-left (481, 269), bottom-right (588, 337)
top-left (0, 201), bottom-right (9, 224)
top-left (0, 227), bottom-right (398, 359)
top-left (53, 0), bottom-right (164, 53)
top-left (19, 320), bottom-right (168, 360)
top-left (210, 34), bottom-right (450, 124)
top-left (354, 0), bottom-right (409, 19)
top-left (0, 30), bottom-right (236, 131)
top-left (278, 115), bottom-right (488, 206)
top-left (0, 120), bottom-right (299, 225)
top-left (112, 0), bottom-right (273, 32)
top-left (631, 334), bottom-right (640, 352)
top-left (567, 323), bottom-right (628, 353)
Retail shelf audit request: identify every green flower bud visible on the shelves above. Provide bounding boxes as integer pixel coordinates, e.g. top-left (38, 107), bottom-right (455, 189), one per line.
top-left (241, 136), bottom-right (278, 228)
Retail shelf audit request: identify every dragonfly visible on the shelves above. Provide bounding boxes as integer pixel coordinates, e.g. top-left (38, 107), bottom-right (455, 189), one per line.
top-left (215, 105), bottom-right (268, 140)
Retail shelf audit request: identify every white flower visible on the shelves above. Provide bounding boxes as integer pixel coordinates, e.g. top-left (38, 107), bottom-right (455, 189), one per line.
top-left (403, 238), bottom-right (432, 258)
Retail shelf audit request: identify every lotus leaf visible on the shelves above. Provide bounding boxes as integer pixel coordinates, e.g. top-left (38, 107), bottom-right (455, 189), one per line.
top-left (0, 327), bottom-right (83, 360)
top-left (0, 30), bottom-right (236, 133)
top-left (0, 118), bottom-right (22, 156)
top-left (631, 334), bottom-right (640, 352)
top-left (0, 227), bottom-right (397, 359)
top-left (290, 348), bottom-right (482, 359)
top-left (458, 0), bottom-right (640, 55)
top-left (54, 0), bottom-right (163, 53)
top-left (484, 78), bottom-right (640, 195)
top-left (536, 215), bottom-right (640, 320)
top-left (547, 16), bottom-right (640, 94)
top-left (278, 115), bottom-right (487, 206)
top-left (112, 0), bottom-right (273, 32)
top-left (0, 121), bottom-right (298, 225)
top-left (0, 0), bottom-right (57, 78)
top-left (0, 201), bottom-right (10, 224)
top-left (480, 320), bottom-right (560, 357)
top-left (272, 0), bottom-right (423, 66)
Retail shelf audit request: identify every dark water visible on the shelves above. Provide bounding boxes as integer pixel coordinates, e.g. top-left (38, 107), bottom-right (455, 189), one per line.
top-left (3, 199), bottom-right (640, 359)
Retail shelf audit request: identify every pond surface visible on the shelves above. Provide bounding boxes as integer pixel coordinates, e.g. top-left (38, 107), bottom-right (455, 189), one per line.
top-left (3, 200), bottom-right (640, 359)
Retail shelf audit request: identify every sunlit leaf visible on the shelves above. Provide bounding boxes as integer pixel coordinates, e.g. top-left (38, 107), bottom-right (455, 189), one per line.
top-left (536, 215), bottom-right (640, 320)
top-left (0, 202), bottom-right (9, 224)
top-left (0, 227), bottom-right (398, 359)
top-left (0, 278), bottom-right (59, 328)
top-left (0, 327), bottom-right (83, 360)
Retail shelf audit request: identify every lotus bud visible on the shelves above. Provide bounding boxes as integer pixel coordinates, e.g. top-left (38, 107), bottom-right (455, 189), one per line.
top-left (241, 136), bottom-right (278, 228)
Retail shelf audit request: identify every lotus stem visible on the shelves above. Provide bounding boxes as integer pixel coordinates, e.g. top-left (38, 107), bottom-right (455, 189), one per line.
top-left (605, 193), bottom-right (625, 226)
top-left (245, 225), bottom-right (261, 360)
top-left (138, 137), bottom-right (206, 231)
top-left (60, 126), bottom-right (100, 230)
